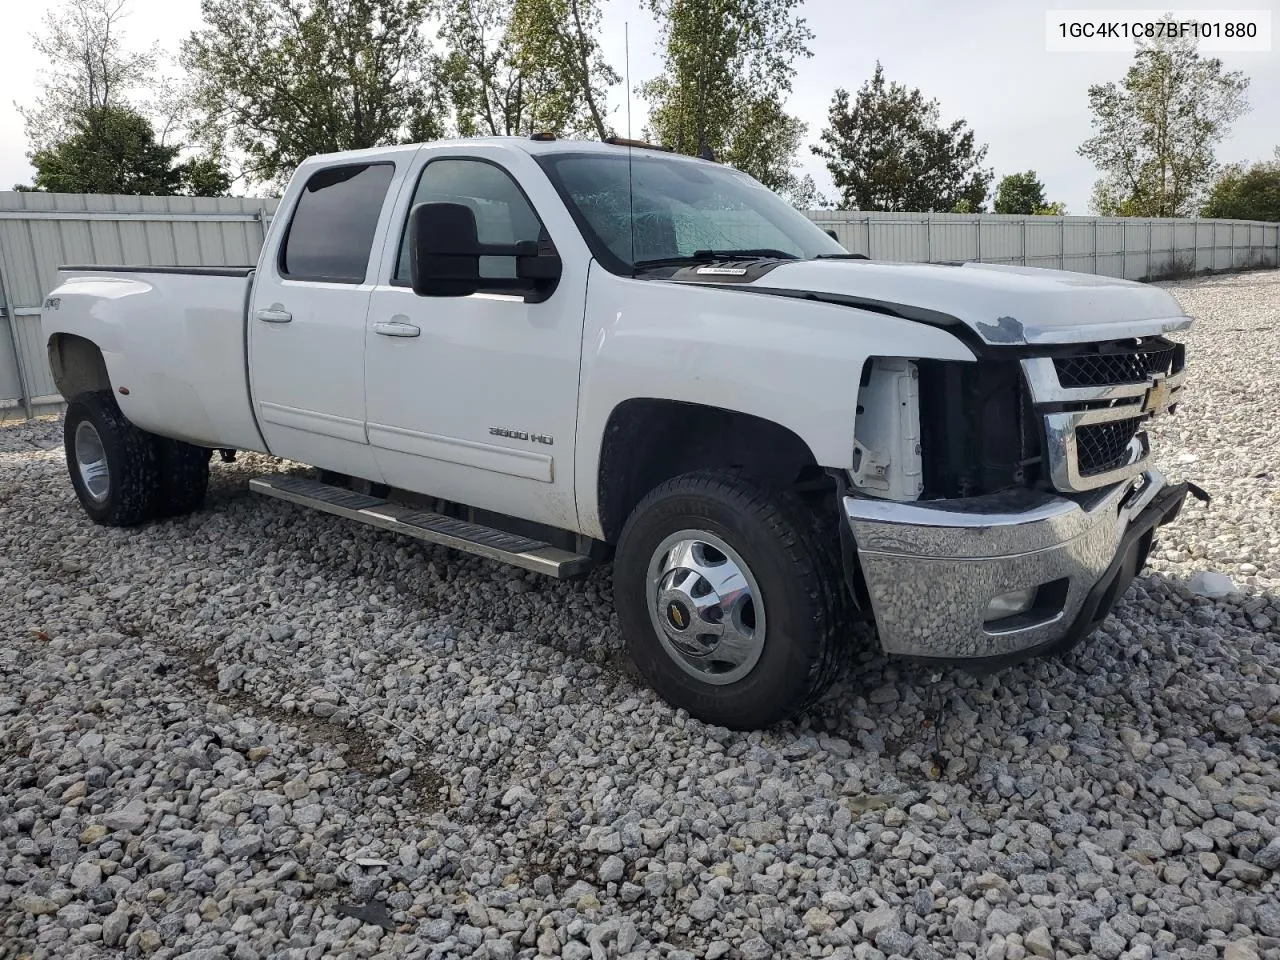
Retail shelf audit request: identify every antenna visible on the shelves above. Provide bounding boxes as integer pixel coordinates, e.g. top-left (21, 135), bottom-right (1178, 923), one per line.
top-left (625, 21), bottom-right (636, 273)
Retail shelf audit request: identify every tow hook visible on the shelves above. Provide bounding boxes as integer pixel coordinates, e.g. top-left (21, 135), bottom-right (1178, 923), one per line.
top-left (219, 449), bottom-right (237, 463)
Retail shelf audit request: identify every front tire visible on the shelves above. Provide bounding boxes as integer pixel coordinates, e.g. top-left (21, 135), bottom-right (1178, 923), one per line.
top-left (64, 390), bottom-right (158, 526)
top-left (614, 471), bottom-right (846, 730)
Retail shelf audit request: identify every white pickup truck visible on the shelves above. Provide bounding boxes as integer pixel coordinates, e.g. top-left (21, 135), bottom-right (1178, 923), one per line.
top-left (41, 136), bottom-right (1193, 730)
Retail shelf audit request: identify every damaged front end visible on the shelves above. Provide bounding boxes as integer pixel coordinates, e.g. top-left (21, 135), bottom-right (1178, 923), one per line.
top-left (841, 332), bottom-right (1194, 663)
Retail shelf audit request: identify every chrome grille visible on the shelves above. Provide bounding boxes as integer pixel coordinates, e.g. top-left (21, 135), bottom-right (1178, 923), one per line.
top-left (1076, 415), bottom-right (1146, 476)
top-left (1022, 335), bottom-right (1186, 493)
top-left (1054, 342), bottom-right (1184, 388)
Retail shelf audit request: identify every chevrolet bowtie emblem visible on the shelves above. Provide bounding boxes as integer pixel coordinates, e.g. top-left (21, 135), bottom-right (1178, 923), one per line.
top-left (1143, 375), bottom-right (1173, 417)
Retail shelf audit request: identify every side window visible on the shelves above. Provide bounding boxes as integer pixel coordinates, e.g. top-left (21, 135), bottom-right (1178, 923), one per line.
top-left (280, 163), bottom-right (394, 283)
top-left (394, 158), bottom-right (547, 284)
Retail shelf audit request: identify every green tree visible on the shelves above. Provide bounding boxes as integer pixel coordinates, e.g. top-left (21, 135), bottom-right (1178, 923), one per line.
top-left (993, 171), bottom-right (1066, 215)
top-left (182, 0), bottom-right (448, 186)
top-left (1201, 151), bottom-right (1280, 221)
top-left (813, 63), bottom-right (992, 212)
top-left (993, 171), bottom-right (1045, 214)
top-left (1080, 29), bottom-right (1249, 217)
top-left (640, 0), bottom-right (817, 203)
top-left (442, 0), bottom-right (618, 139)
top-left (174, 155), bottom-right (234, 197)
top-left (23, 105), bottom-right (228, 196)
top-left (17, 0), bottom-right (158, 153)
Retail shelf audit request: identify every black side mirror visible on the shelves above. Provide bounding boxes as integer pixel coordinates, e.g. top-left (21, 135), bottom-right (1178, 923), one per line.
top-left (409, 201), bottom-right (562, 302)
top-left (409, 201), bottom-right (481, 297)
top-left (825, 228), bottom-right (839, 241)
top-left (513, 240), bottom-right (555, 278)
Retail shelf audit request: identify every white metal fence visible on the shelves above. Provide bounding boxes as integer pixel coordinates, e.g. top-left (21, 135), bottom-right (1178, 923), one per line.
top-left (0, 191), bottom-right (277, 420)
top-left (805, 211), bottom-right (1280, 281)
top-left (2, 191), bottom-right (1277, 420)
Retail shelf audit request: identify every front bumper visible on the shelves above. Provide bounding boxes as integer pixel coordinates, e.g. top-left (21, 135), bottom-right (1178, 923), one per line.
top-left (843, 470), bottom-right (1188, 661)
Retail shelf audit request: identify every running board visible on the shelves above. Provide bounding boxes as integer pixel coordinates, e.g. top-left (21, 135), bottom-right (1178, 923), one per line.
top-left (249, 475), bottom-right (593, 579)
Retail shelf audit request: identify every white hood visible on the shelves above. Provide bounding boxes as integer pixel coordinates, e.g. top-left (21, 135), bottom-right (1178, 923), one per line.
top-left (741, 259), bottom-right (1192, 346)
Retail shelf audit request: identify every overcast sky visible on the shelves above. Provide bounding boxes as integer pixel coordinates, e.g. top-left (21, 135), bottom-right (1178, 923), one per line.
top-left (1, 0), bottom-right (1275, 212)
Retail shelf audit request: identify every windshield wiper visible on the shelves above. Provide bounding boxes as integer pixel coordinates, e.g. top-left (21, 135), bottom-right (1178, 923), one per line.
top-left (633, 248), bottom-right (800, 270)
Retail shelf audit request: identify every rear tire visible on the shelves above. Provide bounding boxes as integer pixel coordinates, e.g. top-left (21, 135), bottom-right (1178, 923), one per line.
top-left (154, 438), bottom-right (211, 517)
top-left (614, 470), bottom-right (846, 730)
top-left (64, 390), bottom-right (158, 526)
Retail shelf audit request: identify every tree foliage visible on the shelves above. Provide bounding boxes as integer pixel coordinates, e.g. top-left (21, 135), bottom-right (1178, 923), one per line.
top-left (813, 63), bottom-right (992, 212)
top-left (1080, 30), bottom-right (1249, 217)
top-left (441, 0), bottom-right (618, 140)
top-left (24, 105), bottom-right (230, 196)
top-left (640, 0), bottom-right (819, 204)
top-left (182, 0), bottom-right (448, 186)
top-left (1200, 150), bottom-right (1280, 222)
top-left (993, 170), bottom-right (1065, 216)
top-left (16, 0), bottom-right (231, 195)
top-left (17, 0), bottom-right (158, 154)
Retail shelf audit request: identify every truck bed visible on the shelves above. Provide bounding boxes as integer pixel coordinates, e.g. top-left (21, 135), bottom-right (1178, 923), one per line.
top-left (47, 265), bottom-right (265, 452)
top-left (63, 265), bottom-right (257, 277)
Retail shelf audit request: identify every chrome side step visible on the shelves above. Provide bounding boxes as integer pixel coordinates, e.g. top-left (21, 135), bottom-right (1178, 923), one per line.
top-left (249, 475), bottom-right (593, 579)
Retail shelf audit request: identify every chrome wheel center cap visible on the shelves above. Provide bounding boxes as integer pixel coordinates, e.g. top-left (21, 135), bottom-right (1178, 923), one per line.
top-left (646, 532), bottom-right (766, 685)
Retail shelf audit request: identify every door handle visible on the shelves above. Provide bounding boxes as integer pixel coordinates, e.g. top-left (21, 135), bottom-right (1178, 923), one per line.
top-left (255, 307), bottom-right (292, 323)
top-left (374, 320), bottom-right (421, 338)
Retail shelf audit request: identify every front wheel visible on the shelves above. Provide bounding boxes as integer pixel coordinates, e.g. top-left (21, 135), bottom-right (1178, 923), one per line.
top-left (614, 471), bottom-right (846, 730)
top-left (64, 390), bottom-right (158, 526)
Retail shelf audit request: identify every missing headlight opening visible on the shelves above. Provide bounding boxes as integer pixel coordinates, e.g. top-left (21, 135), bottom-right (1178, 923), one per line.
top-left (915, 358), bottom-right (1042, 499)
top-left (852, 357), bottom-right (1043, 502)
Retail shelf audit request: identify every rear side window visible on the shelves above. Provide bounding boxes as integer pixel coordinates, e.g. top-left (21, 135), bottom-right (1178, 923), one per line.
top-left (280, 163), bottom-right (394, 283)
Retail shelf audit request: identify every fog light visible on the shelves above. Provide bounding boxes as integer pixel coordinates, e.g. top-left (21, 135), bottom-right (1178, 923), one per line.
top-left (984, 586), bottom-right (1037, 622)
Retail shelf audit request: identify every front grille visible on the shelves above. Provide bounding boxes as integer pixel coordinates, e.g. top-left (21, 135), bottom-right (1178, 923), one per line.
top-left (1054, 341), bottom-right (1183, 388)
top-left (1076, 416), bottom-right (1145, 476)
top-left (1023, 334), bottom-right (1188, 492)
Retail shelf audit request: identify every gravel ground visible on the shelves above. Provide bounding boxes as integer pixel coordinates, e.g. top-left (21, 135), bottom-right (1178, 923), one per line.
top-left (1, 269), bottom-right (1279, 960)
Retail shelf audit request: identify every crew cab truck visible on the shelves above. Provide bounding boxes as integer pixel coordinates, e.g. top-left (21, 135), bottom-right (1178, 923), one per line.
top-left (41, 137), bottom-right (1192, 730)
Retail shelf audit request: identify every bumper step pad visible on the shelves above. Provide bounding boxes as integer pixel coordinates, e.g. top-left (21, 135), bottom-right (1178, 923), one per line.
top-left (249, 475), bottom-right (593, 579)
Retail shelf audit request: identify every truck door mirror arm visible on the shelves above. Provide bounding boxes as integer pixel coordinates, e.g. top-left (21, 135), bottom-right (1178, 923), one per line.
top-left (409, 202), bottom-right (562, 304)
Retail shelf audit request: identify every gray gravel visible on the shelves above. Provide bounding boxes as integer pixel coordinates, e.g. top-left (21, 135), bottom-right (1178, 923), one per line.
top-left (2, 268), bottom-right (1279, 960)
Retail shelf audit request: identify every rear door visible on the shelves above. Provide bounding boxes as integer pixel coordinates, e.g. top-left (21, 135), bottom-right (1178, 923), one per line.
top-left (249, 153), bottom-right (411, 478)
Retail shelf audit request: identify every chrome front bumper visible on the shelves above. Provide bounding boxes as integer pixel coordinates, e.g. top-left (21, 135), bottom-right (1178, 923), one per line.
top-left (843, 470), bottom-right (1187, 660)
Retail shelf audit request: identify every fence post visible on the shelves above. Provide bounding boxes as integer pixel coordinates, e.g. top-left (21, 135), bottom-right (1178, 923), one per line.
top-left (1021, 218), bottom-right (1028, 266)
top-left (976, 218), bottom-right (982, 261)
top-left (1212, 221), bottom-right (1218, 271)
top-left (927, 216), bottom-right (933, 263)
top-left (1122, 220), bottom-right (1127, 278)
top-left (0, 252), bottom-right (34, 421)
top-left (1060, 218), bottom-right (1066, 269)
top-left (865, 216), bottom-right (872, 259)
top-left (1093, 219), bottom-right (1099, 274)
top-left (1152, 217), bottom-right (1162, 277)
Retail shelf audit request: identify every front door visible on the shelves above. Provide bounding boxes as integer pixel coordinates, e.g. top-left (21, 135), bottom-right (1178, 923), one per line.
top-left (364, 149), bottom-right (587, 529)
top-left (249, 159), bottom-right (400, 479)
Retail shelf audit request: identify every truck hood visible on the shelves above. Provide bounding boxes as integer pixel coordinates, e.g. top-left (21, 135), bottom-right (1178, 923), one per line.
top-left (702, 259), bottom-right (1192, 346)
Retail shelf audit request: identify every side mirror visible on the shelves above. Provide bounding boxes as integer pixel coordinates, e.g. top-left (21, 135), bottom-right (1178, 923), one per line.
top-left (824, 229), bottom-right (839, 241)
top-left (408, 201), bottom-right (563, 302)
top-left (409, 201), bottom-right (481, 297)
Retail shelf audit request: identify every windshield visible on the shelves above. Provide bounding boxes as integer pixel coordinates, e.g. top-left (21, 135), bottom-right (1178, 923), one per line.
top-left (535, 151), bottom-right (846, 273)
